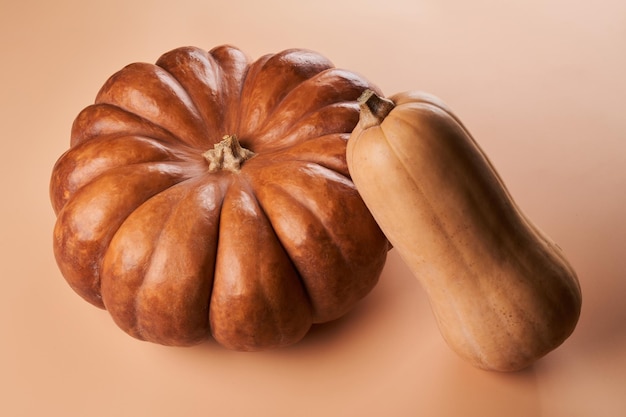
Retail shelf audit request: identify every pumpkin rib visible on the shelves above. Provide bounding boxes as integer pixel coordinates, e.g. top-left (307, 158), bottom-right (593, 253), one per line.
top-left (54, 161), bottom-right (192, 308)
top-left (132, 176), bottom-right (226, 345)
top-left (241, 177), bottom-right (316, 312)
top-left (102, 185), bottom-right (180, 341)
top-left (101, 173), bottom-right (227, 343)
top-left (206, 45), bottom-right (251, 136)
top-left (261, 133), bottom-right (351, 178)
top-left (251, 179), bottom-right (335, 322)
top-left (50, 135), bottom-right (192, 214)
top-left (249, 160), bottom-right (374, 322)
top-left (236, 49), bottom-right (335, 140)
top-left (230, 53), bottom-right (271, 140)
top-left (155, 47), bottom-right (236, 146)
top-left (70, 103), bottom-right (179, 147)
top-left (95, 62), bottom-right (211, 149)
top-left (78, 101), bottom-right (204, 154)
top-left (253, 102), bottom-right (360, 153)
top-left (209, 177), bottom-right (313, 350)
top-left (129, 182), bottom-right (181, 341)
top-left (254, 68), bottom-right (373, 141)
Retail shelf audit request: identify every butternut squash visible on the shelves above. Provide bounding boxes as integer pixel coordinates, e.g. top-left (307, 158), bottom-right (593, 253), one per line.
top-left (347, 90), bottom-right (582, 372)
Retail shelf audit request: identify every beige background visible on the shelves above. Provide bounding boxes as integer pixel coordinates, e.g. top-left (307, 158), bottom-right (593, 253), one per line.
top-left (2, 0), bottom-right (625, 416)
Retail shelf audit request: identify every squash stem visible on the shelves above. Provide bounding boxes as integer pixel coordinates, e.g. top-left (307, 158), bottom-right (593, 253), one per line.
top-left (357, 89), bottom-right (395, 129)
top-left (202, 135), bottom-right (255, 172)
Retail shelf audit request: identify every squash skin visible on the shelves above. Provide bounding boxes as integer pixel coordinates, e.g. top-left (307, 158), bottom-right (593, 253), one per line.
top-left (347, 90), bottom-right (582, 372)
top-left (50, 46), bottom-right (389, 350)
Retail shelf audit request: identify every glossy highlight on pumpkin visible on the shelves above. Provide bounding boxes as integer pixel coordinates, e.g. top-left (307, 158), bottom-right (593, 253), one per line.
top-left (50, 46), bottom-right (389, 350)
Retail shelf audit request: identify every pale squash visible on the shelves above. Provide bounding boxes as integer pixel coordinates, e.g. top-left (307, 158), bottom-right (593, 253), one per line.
top-left (347, 90), bottom-right (582, 372)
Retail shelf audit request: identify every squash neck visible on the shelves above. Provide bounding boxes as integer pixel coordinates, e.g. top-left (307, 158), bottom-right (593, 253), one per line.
top-left (203, 135), bottom-right (255, 172)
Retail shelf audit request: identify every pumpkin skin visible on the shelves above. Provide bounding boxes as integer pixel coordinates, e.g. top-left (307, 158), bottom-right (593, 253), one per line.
top-left (347, 90), bottom-right (582, 372)
top-left (50, 46), bottom-right (389, 350)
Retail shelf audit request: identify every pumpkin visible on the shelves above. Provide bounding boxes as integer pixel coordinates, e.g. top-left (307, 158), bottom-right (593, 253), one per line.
top-left (346, 90), bottom-right (582, 371)
top-left (50, 46), bottom-right (389, 350)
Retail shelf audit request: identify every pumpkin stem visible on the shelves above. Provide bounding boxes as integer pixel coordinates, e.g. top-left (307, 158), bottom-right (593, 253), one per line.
top-left (202, 135), bottom-right (255, 172)
top-left (357, 89), bottom-right (395, 129)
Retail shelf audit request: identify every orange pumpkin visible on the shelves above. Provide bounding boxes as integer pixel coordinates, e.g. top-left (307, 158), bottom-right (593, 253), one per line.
top-left (50, 46), bottom-right (388, 350)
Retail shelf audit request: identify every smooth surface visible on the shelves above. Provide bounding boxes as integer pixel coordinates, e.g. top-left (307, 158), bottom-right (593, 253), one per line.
top-left (2, 1), bottom-right (625, 416)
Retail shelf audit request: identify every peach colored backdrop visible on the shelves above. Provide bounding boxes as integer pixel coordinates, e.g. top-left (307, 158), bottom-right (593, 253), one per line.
top-left (2, 1), bottom-right (625, 416)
